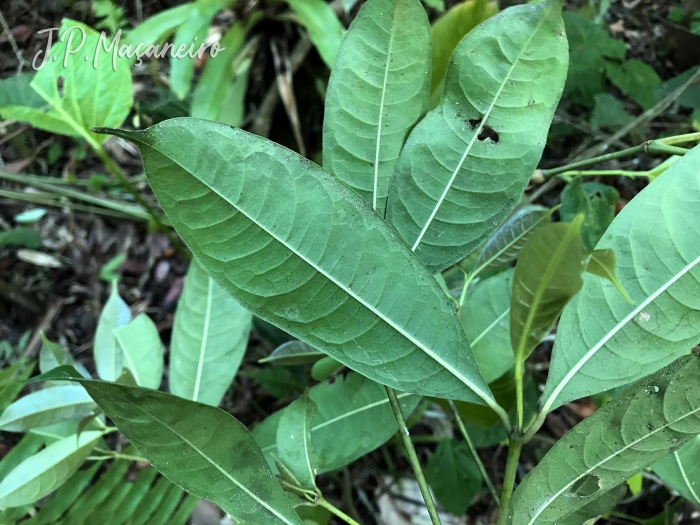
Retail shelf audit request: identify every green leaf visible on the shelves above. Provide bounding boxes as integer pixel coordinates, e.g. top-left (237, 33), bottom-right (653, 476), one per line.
top-left (562, 11), bottom-right (626, 107)
top-left (254, 372), bottom-right (421, 473)
top-left (97, 119), bottom-right (495, 407)
top-left (626, 472), bottom-right (642, 496)
top-left (385, 0), bottom-right (568, 273)
top-left (0, 362), bottom-right (36, 412)
top-left (99, 253), bottom-right (126, 282)
top-left (560, 179), bottom-right (619, 251)
top-left (0, 227), bottom-right (42, 249)
top-left (429, 0), bottom-right (498, 106)
top-left (0, 431), bottom-right (102, 508)
top-left (590, 93), bottom-right (633, 130)
top-left (0, 433), bottom-right (44, 481)
top-left (94, 281), bottom-right (131, 382)
top-left (114, 314), bottom-right (164, 389)
top-left (543, 144), bottom-right (700, 411)
top-left (0, 385), bottom-right (96, 432)
top-left (322, 0), bottom-right (431, 214)
top-left (425, 438), bottom-right (482, 516)
top-left (170, 257), bottom-right (252, 406)
top-left (310, 356), bottom-right (344, 382)
top-left (474, 205), bottom-right (553, 274)
top-left (555, 484), bottom-right (627, 525)
top-left (585, 249), bottom-right (632, 304)
top-left (605, 60), bottom-right (661, 110)
top-left (285, 0), bottom-right (345, 68)
top-left (260, 340), bottom-right (325, 366)
top-left (511, 355), bottom-right (700, 525)
top-left (0, 20), bottom-right (132, 146)
top-left (39, 333), bottom-right (91, 379)
top-left (655, 66), bottom-right (700, 111)
top-left (510, 217), bottom-right (586, 363)
top-left (191, 17), bottom-right (260, 121)
top-left (245, 367), bottom-right (306, 399)
top-left (123, 4), bottom-right (194, 49)
top-left (72, 379), bottom-right (303, 525)
top-left (0, 73), bottom-right (45, 108)
top-left (653, 436), bottom-right (700, 504)
top-left (276, 391), bottom-right (320, 490)
top-left (169, 0), bottom-right (229, 99)
top-left (460, 269), bottom-right (514, 383)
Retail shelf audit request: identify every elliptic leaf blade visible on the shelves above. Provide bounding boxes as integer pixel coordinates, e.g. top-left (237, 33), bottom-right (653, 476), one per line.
top-left (114, 314), bottom-right (164, 389)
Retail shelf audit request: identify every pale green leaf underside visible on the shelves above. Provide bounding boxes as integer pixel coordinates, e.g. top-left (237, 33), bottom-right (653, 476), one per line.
top-left (653, 435), bottom-right (700, 505)
top-left (94, 282), bottom-right (131, 382)
top-left (0, 20), bottom-right (132, 146)
top-left (254, 372), bottom-right (421, 473)
top-left (39, 334), bottom-right (91, 379)
top-left (169, 257), bottom-right (252, 406)
top-left (260, 340), bottom-right (325, 366)
top-left (386, 0), bottom-right (568, 273)
top-left (0, 385), bottom-right (96, 432)
top-left (77, 380), bottom-right (303, 525)
top-left (115, 314), bottom-right (164, 390)
top-left (277, 393), bottom-right (319, 490)
top-left (460, 269), bottom-right (514, 383)
top-left (512, 355), bottom-right (700, 525)
top-left (544, 144), bottom-right (700, 411)
top-left (323, 0), bottom-right (431, 215)
top-left (0, 431), bottom-right (102, 508)
top-left (104, 118), bottom-right (493, 405)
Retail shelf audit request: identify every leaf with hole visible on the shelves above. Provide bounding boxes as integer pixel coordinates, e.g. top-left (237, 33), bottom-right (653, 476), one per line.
top-left (511, 354), bottom-right (700, 525)
top-left (386, 0), bottom-right (568, 273)
top-left (114, 314), bottom-right (164, 390)
top-left (543, 144), bottom-right (700, 411)
top-left (323, 0), bottom-right (431, 215)
top-left (169, 257), bottom-right (252, 406)
top-left (0, 20), bottom-right (133, 146)
top-left (94, 281), bottom-right (131, 382)
top-left (96, 118), bottom-right (496, 408)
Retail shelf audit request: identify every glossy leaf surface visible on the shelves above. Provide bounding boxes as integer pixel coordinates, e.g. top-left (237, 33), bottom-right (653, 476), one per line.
top-left (98, 118), bottom-right (494, 405)
top-left (543, 145), bottom-right (700, 410)
top-left (386, 0), bottom-right (568, 273)
top-left (323, 0), bottom-right (431, 214)
top-left (512, 355), bottom-right (700, 525)
top-left (170, 257), bottom-right (252, 406)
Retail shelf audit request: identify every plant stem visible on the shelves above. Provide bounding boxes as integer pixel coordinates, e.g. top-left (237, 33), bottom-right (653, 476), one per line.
top-left (496, 439), bottom-right (523, 525)
top-left (316, 498), bottom-right (363, 525)
top-left (514, 359), bottom-right (525, 431)
top-left (385, 386), bottom-right (443, 525)
top-left (540, 140), bottom-right (688, 180)
top-left (448, 400), bottom-right (500, 506)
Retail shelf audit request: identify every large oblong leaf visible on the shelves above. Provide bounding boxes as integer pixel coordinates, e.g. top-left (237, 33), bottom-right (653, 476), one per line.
top-left (169, 257), bottom-right (253, 406)
top-left (0, 385), bottom-right (96, 432)
top-left (323, 0), bottom-right (431, 214)
top-left (0, 431), bottom-right (102, 508)
top-left (69, 377), bottom-right (303, 525)
top-left (115, 314), bottom-right (164, 390)
top-left (254, 372), bottom-right (421, 473)
top-left (385, 0), bottom-right (568, 273)
top-left (653, 436), bottom-right (700, 505)
top-left (97, 119), bottom-right (496, 407)
top-left (542, 144), bottom-right (700, 411)
top-left (511, 354), bottom-right (700, 525)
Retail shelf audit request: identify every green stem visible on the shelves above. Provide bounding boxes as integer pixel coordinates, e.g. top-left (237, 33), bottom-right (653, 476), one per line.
top-left (658, 131), bottom-right (700, 146)
top-left (540, 140), bottom-right (688, 180)
top-left (385, 386), bottom-right (443, 525)
top-left (514, 359), bottom-right (525, 431)
top-left (316, 498), bottom-right (363, 525)
top-left (448, 400), bottom-right (500, 506)
top-left (496, 440), bottom-right (523, 525)
top-left (558, 169), bottom-right (645, 178)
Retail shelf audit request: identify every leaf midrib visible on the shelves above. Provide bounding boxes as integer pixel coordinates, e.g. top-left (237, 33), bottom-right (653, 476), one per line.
top-left (193, 276), bottom-right (214, 402)
top-left (674, 449), bottom-right (700, 504)
top-left (527, 403), bottom-right (700, 525)
top-left (543, 252), bottom-right (700, 411)
top-left (148, 144), bottom-right (494, 406)
top-left (121, 394), bottom-right (299, 525)
top-left (410, 6), bottom-right (553, 252)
